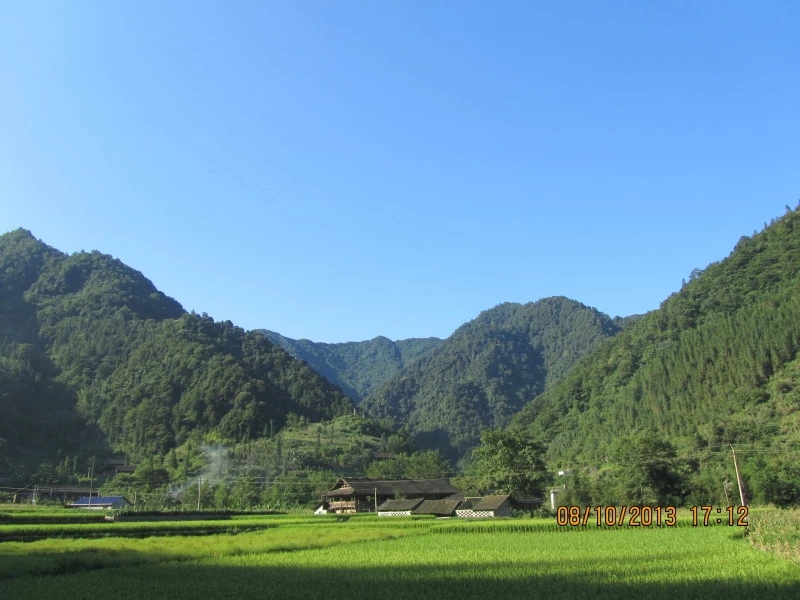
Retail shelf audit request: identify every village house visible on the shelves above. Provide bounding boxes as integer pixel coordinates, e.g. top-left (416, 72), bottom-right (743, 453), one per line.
top-left (455, 494), bottom-right (513, 518)
top-left (316, 478), bottom-right (461, 514)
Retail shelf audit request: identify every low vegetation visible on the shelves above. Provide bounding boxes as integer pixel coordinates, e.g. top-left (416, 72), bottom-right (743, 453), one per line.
top-left (749, 508), bottom-right (800, 563)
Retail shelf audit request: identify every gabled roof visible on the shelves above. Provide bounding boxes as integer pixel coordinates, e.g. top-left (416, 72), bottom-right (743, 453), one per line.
top-left (376, 498), bottom-right (425, 512)
top-left (412, 498), bottom-right (463, 516)
top-left (326, 478), bottom-right (460, 498)
top-left (72, 496), bottom-right (129, 506)
top-left (459, 494), bottom-right (511, 511)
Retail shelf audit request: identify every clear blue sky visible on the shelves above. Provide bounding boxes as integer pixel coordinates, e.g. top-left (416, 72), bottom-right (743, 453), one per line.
top-left (2, 1), bottom-right (798, 342)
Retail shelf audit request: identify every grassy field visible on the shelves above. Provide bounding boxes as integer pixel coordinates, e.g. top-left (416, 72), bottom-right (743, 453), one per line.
top-left (1, 507), bottom-right (799, 599)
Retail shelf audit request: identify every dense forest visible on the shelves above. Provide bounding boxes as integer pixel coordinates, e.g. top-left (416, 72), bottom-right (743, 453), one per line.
top-left (0, 229), bottom-right (353, 474)
top-left (260, 331), bottom-right (442, 402)
top-left (360, 297), bottom-right (629, 460)
top-left (513, 207), bottom-right (800, 506)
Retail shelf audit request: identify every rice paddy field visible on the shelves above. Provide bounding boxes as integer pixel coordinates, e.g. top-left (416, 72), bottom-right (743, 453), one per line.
top-left (2, 506), bottom-right (799, 599)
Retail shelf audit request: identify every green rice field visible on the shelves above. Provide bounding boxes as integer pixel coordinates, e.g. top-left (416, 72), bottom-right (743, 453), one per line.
top-left (1, 507), bottom-right (799, 599)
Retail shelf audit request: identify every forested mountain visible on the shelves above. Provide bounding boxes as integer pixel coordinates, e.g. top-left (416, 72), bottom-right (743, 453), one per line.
top-left (360, 297), bottom-right (627, 460)
top-left (259, 331), bottom-right (442, 402)
top-left (513, 207), bottom-right (800, 505)
top-left (0, 229), bottom-right (353, 472)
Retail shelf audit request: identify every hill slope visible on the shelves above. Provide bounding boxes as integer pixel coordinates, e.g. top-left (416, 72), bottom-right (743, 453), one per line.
top-left (0, 229), bottom-right (353, 471)
top-left (513, 207), bottom-right (800, 505)
top-left (361, 297), bottom-right (626, 459)
top-left (260, 331), bottom-right (442, 402)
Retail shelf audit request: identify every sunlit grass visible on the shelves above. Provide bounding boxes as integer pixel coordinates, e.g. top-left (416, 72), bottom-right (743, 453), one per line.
top-left (2, 511), bottom-right (799, 599)
top-left (749, 508), bottom-right (800, 563)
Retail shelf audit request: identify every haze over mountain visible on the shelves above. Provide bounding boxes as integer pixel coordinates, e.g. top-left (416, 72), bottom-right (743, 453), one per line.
top-left (259, 331), bottom-right (442, 403)
top-left (360, 297), bottom-right (629, 460)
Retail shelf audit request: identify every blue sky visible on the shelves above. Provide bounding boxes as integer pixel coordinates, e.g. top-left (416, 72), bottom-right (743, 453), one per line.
top-left (2, 1), bottom-right (798, 342)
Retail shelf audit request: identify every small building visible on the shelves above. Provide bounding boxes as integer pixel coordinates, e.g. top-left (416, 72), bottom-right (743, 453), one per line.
top-left (320, 478), bottom-right (461, 514)
top-left (377, 498), bottom-right (425, 516)
top-left (455, 494), bottom-right (512, 518)
top-left (412, 496), bottom-right (464, 517)
top-left (70, 496), bottom-right (131, 510)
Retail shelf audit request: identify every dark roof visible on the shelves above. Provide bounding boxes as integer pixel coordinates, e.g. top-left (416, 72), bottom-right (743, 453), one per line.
top-left (459, 495), bottom-right (511, 511)
top-left (412, 498), bottom-right (463, 516)
top-left (72, 496), bottom-right (130, 506)
top-left (326, 478), bottom-right (460, 498)
top-left (376, 498), bottom-right (425, 512)
top-left (509, 496), bottom-right (545, 509)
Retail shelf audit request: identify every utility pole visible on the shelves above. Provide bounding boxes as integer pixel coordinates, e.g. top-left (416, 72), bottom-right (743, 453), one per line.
top-left (374, 488), bottom-right (378, 512)
top-left (730, 445), bottom-right (747, 506)
top-left (197, 478), bottom-right (202, 511)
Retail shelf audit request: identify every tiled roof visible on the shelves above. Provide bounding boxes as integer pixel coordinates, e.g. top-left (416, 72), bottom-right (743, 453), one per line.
top-left (412, 498), bottom-right (463, 516)
top-left (376, 498), bottom-right (425, 512)
top-left (470, 495), bottom-right (511, 511)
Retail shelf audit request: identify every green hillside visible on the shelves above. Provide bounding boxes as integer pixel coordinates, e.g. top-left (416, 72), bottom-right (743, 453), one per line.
top-left (513, 207), bottom-right (800, 505)
top-left (361, 297), bottom-right (627, 460)
top-left (260, 331), bottom-right (442, 402)
top-left (0, 229), bottom-right (353, 474)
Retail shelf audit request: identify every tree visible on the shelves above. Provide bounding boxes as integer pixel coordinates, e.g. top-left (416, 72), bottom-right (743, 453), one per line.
top-left (471, 428), bottom-right (550, 497)
top-left (610, 433), bottom-right (685, 506)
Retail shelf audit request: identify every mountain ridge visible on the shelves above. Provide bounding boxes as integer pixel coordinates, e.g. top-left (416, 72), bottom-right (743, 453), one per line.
top-left (360, 296), bottom-right (627, 460)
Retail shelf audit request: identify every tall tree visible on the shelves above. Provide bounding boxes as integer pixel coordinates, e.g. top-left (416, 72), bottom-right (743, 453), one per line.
top-left (472, 428), bottom-right (550, 497)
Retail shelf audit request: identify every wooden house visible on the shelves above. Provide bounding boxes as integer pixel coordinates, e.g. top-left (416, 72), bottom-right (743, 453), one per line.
top-left (320, 478), bottom-right (461, 514)
top-left (455, 494), bottom-right (512, 518)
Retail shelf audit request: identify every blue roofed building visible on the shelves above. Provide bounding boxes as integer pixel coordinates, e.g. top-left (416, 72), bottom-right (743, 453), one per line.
top-left (70, 496), bottom-right (131, 510)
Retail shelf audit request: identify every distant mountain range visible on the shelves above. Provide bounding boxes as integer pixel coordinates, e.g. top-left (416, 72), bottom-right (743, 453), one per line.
top-left (3, 204), bottom-right (800, 503)
top-left (359, 297), bottom-right (630, 459)
top-left (264, 299), bottom-right (631, 460)
top-left (258, 331), bottom-right (442, 403)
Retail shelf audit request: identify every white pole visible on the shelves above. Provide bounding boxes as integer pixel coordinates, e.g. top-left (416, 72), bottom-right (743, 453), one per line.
top-left (730, 445), bottom-right (746, 506)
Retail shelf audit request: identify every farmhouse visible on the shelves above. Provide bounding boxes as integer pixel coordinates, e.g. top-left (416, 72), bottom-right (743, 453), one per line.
top-left (455, 494), bottom-right (512, 518)
top-left (70, 496), bottom-right (131, 510)
top-left (318, 478), bottom-right (460, 514)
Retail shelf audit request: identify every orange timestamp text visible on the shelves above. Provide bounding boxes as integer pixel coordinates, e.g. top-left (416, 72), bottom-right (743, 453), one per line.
top-left (556, 505), bottom-right (749, 527)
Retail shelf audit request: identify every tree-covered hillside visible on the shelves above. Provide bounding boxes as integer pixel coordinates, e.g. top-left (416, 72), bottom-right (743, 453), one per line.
top-left (361, 297), bottom-right (627, 460)
top-left (0, 229), bottom-right (353, 472)
top-left (513, 207), bottom-right (800, 505)
top-left (260, 331), bottom-right (442, 402)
